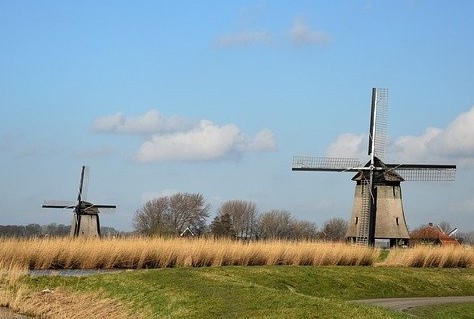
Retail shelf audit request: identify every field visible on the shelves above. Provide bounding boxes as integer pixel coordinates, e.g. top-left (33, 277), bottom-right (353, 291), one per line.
top-left (0, 237), bottom-right (473, 318)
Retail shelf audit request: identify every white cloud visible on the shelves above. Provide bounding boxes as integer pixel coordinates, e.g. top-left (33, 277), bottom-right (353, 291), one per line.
top-left (216, 18), bottom-right (330, 49)
top-left (393, 127), bottom-right (442, 162)
top-left (135, 119), bottom-right (276, 163)
top-left (92, 110), bottom-right (190, 134)
top-left (93, 111), bottom-right (277, 163)
top-left (430, 106), bottom-right (474, 158)
top-left (246, 129), bottom-right (276, 152)
top-left (216, 31), bottom-right (272, 48)
top-left (393, 106), bottom-right (474, 167)
top-left (326, 106), bottom-right (474, 167)
top-left (326, 133), bottom-right (366, 158)
top-left (289, 19), bottom-right (330, 47)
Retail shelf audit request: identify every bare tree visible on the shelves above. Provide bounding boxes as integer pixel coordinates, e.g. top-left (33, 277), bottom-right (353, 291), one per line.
top-left (457, 231), bottom-right (474, 245)
top-left (257, 210), bottom-right (318, 240)
top-left (258, 210), bottom-right (294, 240)
top-left (169, 193), bottom-right (210, 235)
top-left (319, 217), bottom-right (348, 242)
top-left (438, 220), bottom-right (452, 234)
top-left (290, 219), bottom-right (318, 240)
top-left (133, 197), bottom-right (171, 236)
top-left (133, 193), bottom-right (210, 236)
top-left (218, 200), bottom-right (258, 239)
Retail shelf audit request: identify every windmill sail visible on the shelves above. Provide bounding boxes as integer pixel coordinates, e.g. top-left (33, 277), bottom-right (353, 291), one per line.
top-left (77, 166), bottom-right (90, 202)
top-left (368, 88), bottom-right (388, 160)
top-left (388, 164), bottom-right (456, 181)
top-left (292, 156), bottom-right (362, 172)
top-left (42, 200), bottom-right (77, 209)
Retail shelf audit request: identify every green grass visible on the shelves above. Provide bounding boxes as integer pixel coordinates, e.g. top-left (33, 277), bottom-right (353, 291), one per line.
top-left (377, 249), bottom-right (390, 262)
top-left (407, 303), bottom-right (474, 319)
top-left (22, 266), bottom-right (474, 318)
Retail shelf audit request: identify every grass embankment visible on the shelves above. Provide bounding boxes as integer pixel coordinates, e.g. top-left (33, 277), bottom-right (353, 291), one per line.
top-left (5, 266), bottom-right (474, 318)
top-left (407, 302), bottom-right (474, 318)
top-left (408, 303), bottom-right (474, 319)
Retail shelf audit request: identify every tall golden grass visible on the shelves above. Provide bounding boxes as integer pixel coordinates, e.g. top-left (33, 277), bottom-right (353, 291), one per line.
top-left (380, 245), bottom-right (474, 268)
top-left (1, 237), bottom-right (472, 270)
top-left (0, 237), bottom-right (379, 269)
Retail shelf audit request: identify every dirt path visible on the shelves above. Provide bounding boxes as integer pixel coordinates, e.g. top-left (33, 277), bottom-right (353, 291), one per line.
top-left (354, 296), bottom-right (474, 312)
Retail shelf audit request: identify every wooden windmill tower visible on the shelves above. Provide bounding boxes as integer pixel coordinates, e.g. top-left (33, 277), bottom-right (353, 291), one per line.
top-left (292, 88), bottom-right (456, 246)
top-left (42, 166), bottom-right (116, 237)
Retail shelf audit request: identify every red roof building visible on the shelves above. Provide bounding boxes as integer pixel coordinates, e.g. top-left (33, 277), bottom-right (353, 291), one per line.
top-left (410, 223), bottom-right (460, 246)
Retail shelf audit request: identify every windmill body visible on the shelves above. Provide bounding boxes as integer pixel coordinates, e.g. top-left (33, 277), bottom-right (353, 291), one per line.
top-left (347, 157), bottom-right (410, 246)
top-left (292, 88), bottom-right (456, 246)
top-left (70, 201), bottom-right (101, 237)
top-left (42, 166), bottom-right (116, 237)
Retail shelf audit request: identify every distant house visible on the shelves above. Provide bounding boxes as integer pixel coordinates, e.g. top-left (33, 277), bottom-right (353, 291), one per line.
top-left (410, 223), bottom-right (460, 246)
top-left (180, 227), bottom-right (195, 238)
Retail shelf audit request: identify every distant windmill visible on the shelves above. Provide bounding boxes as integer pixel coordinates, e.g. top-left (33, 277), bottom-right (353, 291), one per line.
top-left (292, 88), bottom-right (456, 246)
top-left (42, 166), bottom-right (116, 237)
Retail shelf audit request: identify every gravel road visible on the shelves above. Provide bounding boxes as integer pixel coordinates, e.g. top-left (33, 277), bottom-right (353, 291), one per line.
top-left (354, 296), bottom-right (474, 312)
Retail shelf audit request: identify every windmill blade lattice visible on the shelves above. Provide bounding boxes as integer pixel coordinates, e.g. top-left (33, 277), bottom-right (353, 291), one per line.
top-left (368, 88), bottom-right (388, 160)
top-left (387, 164), bottom-right (457, 181)
top-left (42, 200), bottom-right (77, 209)
top-left (292, 156), bottom-right (362, 171)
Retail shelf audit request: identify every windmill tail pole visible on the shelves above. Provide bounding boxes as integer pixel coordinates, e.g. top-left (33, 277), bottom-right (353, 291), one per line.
top-left (367, 170), bottom-right (377, 246)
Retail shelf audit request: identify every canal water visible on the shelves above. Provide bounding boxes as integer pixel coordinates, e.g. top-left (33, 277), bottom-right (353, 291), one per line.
top-left (29, 269), bottom-right (125, 277)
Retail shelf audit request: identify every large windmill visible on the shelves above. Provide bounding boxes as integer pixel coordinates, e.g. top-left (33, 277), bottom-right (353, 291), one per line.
top-left (42, 166), bottom-right (116, 237)
top-left (292, 88), bottom-right (456, 246)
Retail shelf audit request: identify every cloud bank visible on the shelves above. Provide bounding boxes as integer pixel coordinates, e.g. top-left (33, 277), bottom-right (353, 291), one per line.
top-left (216, 19), bottom-right (330, 49)
top-left (326, 106), bottom-right (474, 167)
top-left (93, 110), bottom-right (276, 163)
top-left (393, 106), bottom-right (474, 167)
top-left (326, 133), bottom-right (366, 158)
top-left (92, 110), bottom-right (191, 134)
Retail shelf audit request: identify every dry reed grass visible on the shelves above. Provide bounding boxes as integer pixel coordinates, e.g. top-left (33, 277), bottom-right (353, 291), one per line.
top-left (380, 245), bottom-right (474, 268)
top-left (6, 288), bottom-right (143, 319)
top-left (0, 257), bottom-right (143, 319)
top-left (0, 237), bottom-right (379, 269)
top-left (2, 237), bottom-right (472, 270)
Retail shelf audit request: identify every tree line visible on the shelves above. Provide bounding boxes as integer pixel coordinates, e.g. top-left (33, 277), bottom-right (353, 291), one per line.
top-left (132, 192), bottom-right (349, 241)
top-left (4, 192), bottom-right (471, 244)
top-left (0, 223), bottom-right (122, 238)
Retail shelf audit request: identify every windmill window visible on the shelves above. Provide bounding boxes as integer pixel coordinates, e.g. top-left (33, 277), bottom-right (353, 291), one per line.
top-left (396, 217), bottom-right (399, 225)
top-left (355, 217), bottom-right (359, 225)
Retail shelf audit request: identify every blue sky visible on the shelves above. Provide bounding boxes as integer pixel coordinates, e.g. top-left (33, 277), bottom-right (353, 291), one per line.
top-left (1, 1), bottom-right (474, 232)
